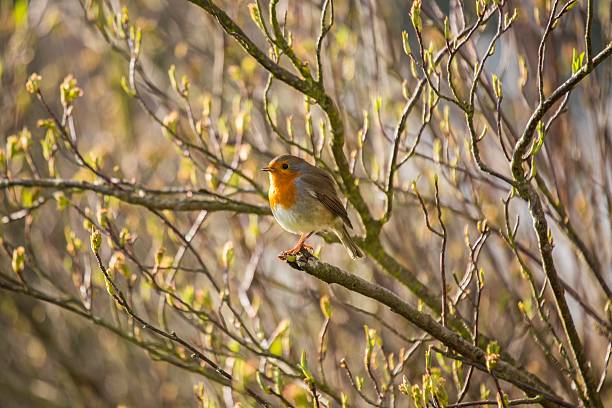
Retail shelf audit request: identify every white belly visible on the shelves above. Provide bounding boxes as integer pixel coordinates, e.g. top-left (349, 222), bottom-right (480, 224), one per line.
top-left (272, 200), bottom-right (335, 234)
top-left (272, 205), bottom-right (306, 234)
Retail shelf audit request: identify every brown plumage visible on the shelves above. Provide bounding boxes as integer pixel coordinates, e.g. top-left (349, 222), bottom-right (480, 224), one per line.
top-left (262, 154), bottom-right (364, 260)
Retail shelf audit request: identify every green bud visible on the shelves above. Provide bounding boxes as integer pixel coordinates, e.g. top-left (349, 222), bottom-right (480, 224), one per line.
top-left (402, 30), bottom-right (411, 55)
top-left (155, 247), bottom-right (165, 267)
top-left (90, 228), bottom-right (102, 253)
top-left (221, 241), bottom-right (234, 269)
top-left (120, 76), bottom-right (136, 97)
top-left (443, 17), bottom-right (450, 40)
top-left (25, 73), bottom-right (42, 94)
top-left (355, 375), bottom-right (364, 390)
top-left (168, 64), bottom-right (178, 92)
top-left (6, 135), bottom-right (21, 159)
top-left (120, 6), bottom-right (129, 26)
top-left (571, 48), bottom-right (585, 75)
top-left (162, 111), bottom-right (179, 137)
top-left (248, 3), bottom-right (265, 31)
top-left (298, 350), bottom-right (314, 381)
top-left (12, 246), bottom-right (26, 275)
top-left (60, 75), bottom-right (83, 107)
top-left (492, 74), bottom-right (503, 99)
top-left (320, 295), bottom-right (332, 318)
top-left (485, 341), bottom-right (501, 372)
top-left (119, 228), bottom-right (131, 246)
top-left (19, 127), bottom-right (32, 151)
top-left (374, 96), bottom-right (382, 113)
top-left (341, 393), bottom-right (348, 408)
top-left (411, 384), bottom-right (424, 408)
top-left (411, 0), bottom-right (422, 32)
top-left (180, 74), bottom-right (190, 96)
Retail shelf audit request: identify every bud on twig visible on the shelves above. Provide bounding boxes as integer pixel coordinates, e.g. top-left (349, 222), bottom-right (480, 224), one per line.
top-left (12, 246), bottom-right (26, 276)
top-left (320, 295), bottom-right (332, 319)
top-left (25, 73), bottom-right (42, 94)
top-left (221, 241), bottom-right (234, 269)
top-left (248, 3), bottom-right (265, 32)
top-left (402, 30), bottom-right (411, 55)
top-left (485, 341), bottom-right (501, 372)
top-left (60, 75), bottom-right (83, 107)
top-left (90, 228), bottom-right (102, 253)
top-left (410, 0), bottom-right (422, 33)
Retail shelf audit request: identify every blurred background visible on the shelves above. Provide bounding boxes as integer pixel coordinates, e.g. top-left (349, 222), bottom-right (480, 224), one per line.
top-left (1, 0), bottom-right (610, 406)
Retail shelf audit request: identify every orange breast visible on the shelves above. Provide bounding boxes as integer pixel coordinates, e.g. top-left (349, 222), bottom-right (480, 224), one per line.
top-left (269, 172), bottom-right (298, 209)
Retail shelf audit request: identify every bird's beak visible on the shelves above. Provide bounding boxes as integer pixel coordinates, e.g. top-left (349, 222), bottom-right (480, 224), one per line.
top-left (261, 166), bottom-right (272, 172)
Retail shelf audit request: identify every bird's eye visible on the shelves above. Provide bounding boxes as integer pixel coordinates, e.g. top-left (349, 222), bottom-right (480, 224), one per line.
top-left (282, 163), bottom-right (289, 170)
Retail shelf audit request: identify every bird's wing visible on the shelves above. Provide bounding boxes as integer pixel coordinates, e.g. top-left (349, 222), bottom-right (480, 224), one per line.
top-left (299, 167), bottom-right (353, 229)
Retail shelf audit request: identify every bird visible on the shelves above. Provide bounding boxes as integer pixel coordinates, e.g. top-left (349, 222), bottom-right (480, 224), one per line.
top-left (262, 154), bottom-right (364, 260)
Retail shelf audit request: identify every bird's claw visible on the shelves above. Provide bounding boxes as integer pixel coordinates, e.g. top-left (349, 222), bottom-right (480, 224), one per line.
top-left (278, 243), bottom-right (313, 260)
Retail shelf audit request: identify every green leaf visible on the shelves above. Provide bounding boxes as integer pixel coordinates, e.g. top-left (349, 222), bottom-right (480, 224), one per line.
top-left (320, 295), bottom-right (332, 318)
top-left (485, 341), bottom-right (501, 372)
top-left (571, 48), bottom-right (585, 74)
top-left (356, 375), bottom-right (364, 390)
top-left (268, 336), bottom-right (283, 356)
top-left (168, 64), bottom-right (178, 91)
top-left (90, 228), bottom-right (102, 253)
top-left (221, 241), bottom-right (234, 269)
top-left (298, 350), bottom-right (314, 381)
top-left (402, 30), bottom-right (411, 55)
top-left (255, 372), bottom-right (268, 393)
top-left (411, 384), bottom-right (424, 408)
top-left (248, 3), bottom-right (265, 31)
top-left (443, 17), bottom-right (450, 40)
top-left (478, 267), bottom-right (485, 289)
top-left (411, 0), bottom-right (422, 32)
top-left (267, 319), bottom-right (290, 356)
top-left (6, 135), bottom-right (21, 159)
top-left (120, 76), bottom-right (135, 97)
top-left (480, 383), bottom-right (491, 400)
top-left (492, 74), bottom-right (503, 99)
top-left (59, 75), bottom-right (83, 107)
top-left (341, 393), bottom-right (349, 408)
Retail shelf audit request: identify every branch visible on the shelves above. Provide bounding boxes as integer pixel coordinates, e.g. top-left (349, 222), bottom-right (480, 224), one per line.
top-left (509, 43), bottom-right (611, 408)
top-left (91, 248), bottom-right (272, 407)
top-left (1, 178), bottom-right (270, 215)
top-left (0, 281), bottom-right (230, 385)
top-left (286, 251), bottom-right (570, 407)
top-left (584, 0), bottom-right (593, 68)
top-left (186, 0), bottom-right (316, 97)
top-left (382, 76), bottom-right (427, 224)
top-left (447, 396), bottom-right (545, 407)
top-left (511, 42), bottom-right (612, 180)
top-left (185, 0), bottom-right (375, 233)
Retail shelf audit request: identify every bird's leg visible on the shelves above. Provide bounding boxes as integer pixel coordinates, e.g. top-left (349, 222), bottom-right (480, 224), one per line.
top-left (301, 231), bottom-right (314, 252)
top-left (279, 232), bottom-right (314, 260)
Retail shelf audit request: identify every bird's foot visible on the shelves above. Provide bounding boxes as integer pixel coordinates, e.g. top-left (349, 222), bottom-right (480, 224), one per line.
top-left (278, 243), bottom-right (314, 260)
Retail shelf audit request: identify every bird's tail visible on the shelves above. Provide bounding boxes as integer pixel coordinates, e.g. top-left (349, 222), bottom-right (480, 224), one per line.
top-left (335, 225), bottom-right (364, 260)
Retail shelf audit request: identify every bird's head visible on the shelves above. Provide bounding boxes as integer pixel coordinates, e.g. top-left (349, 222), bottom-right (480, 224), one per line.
top-left (261, 154), bottom-right (306, 185)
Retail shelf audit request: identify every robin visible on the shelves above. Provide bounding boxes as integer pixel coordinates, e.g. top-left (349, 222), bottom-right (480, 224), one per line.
top-left (262, 154), bottom-right (364, 260)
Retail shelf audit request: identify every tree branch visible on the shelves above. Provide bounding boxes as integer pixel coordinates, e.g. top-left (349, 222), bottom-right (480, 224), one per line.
top-left (509, 42), bottom-right (611, 408)
top-left (286, 251), bottom-right (571, 407)
top-left (1, 178), bottom-right (270, 215)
